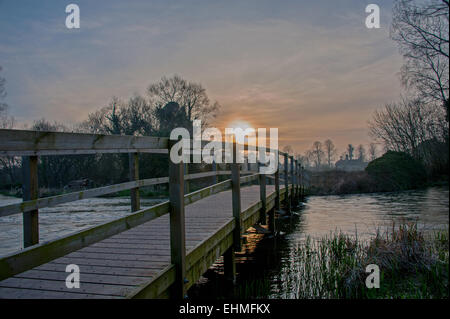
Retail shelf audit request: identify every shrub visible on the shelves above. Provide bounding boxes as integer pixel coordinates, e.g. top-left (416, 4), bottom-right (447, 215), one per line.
top-left (365, 151), bottom-right (427, 192)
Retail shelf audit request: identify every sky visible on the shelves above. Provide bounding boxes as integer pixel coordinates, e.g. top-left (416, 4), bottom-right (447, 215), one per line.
top-left (0, 0), bottom-right (405, 155)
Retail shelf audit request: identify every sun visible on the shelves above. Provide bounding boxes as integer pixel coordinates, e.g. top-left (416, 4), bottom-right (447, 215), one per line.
top-left (227, 120), bottom-right (254, 130)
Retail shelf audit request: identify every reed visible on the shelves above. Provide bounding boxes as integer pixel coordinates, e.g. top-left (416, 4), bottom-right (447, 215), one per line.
top-left (291, 223), bottom-right (449, 298)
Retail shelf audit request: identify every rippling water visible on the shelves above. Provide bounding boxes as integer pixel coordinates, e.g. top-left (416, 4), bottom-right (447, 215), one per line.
top-left (0, 195), bottom-right (165, 256)
top-left (188, 186), bottom-right (449, 299)
top-left (293, 186), bottom-right (449, 241)
top-left (1, 187), bottom-right (448, 298)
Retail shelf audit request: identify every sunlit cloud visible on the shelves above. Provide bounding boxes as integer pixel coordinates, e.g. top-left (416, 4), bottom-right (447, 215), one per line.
top-left (0, 0), bottom-right (404, 153)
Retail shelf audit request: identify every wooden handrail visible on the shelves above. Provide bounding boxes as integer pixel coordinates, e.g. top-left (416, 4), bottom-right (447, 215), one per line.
top-left (0, 129), bottom-right (284, 156)
top-left (0, 171), bottom-right (253, 217)
top-left (0, 129), bottom-right (169, 156)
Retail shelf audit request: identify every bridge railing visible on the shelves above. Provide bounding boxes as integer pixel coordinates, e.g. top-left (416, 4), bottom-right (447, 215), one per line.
top-left (0, 128), bottom-right (306, 295)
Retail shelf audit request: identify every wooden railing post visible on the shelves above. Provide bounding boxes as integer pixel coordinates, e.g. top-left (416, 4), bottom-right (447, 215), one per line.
top-left (283, 153), bottom-right (291, 214)
top-left (258, 162), bottom-right (267, 225)
top-left (300, 166), bottom-right (305, 201)
top-left (224, 140), bottom-right (241, 284)
top-left (184, 163), bottom-right (190, 194)
top-left (212, 159), bottom-right (217, 185)
top-left (269, 161), bottom-right (279, 234)
top-left (231, 141), bottom-right (242, 251)
top-left (129, 153), bottom-right (140, 212)
top-left (224, 247), bottom-right (236, 284)
top-left (295, 159), bottom-right (299, 204)
top-left (22, 155), bottom-right (39, 248)
top-left (290, 156), bottom-right (295, 208)
top-left (168, 140), bottom-right (186, 299)
top-left (275, 161), bottom-right (280, 211)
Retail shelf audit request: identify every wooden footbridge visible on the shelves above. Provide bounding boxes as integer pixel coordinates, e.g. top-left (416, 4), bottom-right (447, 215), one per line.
top-left (0, 129), bottom-right (307, 299)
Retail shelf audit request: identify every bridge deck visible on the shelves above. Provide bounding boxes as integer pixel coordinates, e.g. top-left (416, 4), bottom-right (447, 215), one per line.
top-left (0, 185), bottom-right (280, 299)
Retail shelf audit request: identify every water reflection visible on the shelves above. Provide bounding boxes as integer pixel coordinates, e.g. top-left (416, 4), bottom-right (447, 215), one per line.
top-left (188, 187), bottom-right (449, 299)
top-left (0, 195), bottom-right (165, 256)
top-left (1, 187), bottom-right (448, 297)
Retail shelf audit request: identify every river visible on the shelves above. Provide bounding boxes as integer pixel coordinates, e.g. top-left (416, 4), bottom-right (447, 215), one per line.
top-left (0, 195), bottom-right (165, 256)
top-left (188, 186), bottom-right (449, 299)
top-left (0, 187), bottom-right (448, 298)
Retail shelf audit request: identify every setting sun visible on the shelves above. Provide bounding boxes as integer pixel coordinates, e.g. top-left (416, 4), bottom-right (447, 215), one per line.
top-left (227, 120), bottom-right (254, 131)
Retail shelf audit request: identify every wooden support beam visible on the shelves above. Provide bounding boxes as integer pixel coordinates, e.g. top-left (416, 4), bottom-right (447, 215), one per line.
top-left (300, 166), bottom-right (304, 201)
top-left (212, 160), bottom-right (217, 185)
top-left (231, 141), bottom-right (242, 251)
top-left (22, 155), bottom-right (39, 248)
top-left (290, 156), bottom-right (295, 207)
top-left (284, 153), bottom-right (291, 213)
top-left (223, 247), bottom-right (236, 284)
top-left (259, 164), bottom-right (267, 225)
top-left (295, 159), bottom-right (299, 204)
top-left (129, 153), bottom-right (140, 212)
top-left (270, 162), bottom-right (280, 234)
top-left (274, 164), bottom-right (280, 212)
top-left (168, 140), bottom-right (186, 299)
top-left (184, 163), bottom-right (190, 194)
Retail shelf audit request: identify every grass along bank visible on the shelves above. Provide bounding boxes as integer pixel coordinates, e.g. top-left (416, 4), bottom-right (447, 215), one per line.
top-left (291, 223), bottom-right (448, 298)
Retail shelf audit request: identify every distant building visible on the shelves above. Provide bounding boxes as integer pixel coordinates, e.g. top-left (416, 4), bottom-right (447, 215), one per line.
top-left (335, 155), bottom-right (368, 171)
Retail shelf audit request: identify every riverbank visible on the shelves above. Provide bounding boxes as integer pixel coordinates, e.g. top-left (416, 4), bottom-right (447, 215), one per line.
top-left (294, 223), bottom-right (448, 298)
top-left (188, 187), bottom-right (449, 299)
top-left (307, 170), bottom-right (448, 196)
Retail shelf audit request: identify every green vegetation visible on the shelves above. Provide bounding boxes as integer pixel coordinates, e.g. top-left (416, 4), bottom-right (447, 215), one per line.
top-left (308, 151), bottom-right (437, 195)
top-left (190, 222), bottom-right (448, 299)
top-left (293, 223), bottom-right (448, 298)
top-left (366, 151), bottom-right (427, 192)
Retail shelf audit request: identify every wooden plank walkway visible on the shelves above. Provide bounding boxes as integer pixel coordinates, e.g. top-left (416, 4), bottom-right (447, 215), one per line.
top-left (0, 185), bottom-right (282, 299)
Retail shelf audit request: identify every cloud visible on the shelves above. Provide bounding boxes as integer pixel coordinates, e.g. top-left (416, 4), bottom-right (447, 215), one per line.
top-left (0, 0), bottom-right (404, 153)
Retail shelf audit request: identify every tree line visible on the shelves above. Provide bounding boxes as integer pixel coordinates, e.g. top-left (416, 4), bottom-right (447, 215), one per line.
top-left (283, 140), bottom-right (379, 170)
top-left (0, 75), bottom-right (220, 192)
top-left (369, 0), bottom-right (449, 178)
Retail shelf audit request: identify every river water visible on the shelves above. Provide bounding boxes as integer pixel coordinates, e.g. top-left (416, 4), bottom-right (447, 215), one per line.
top-left (0, 195), bottom-right (165, 256)
top-left (188, 186), bottom-right (449, 299)
top-left (0, 187), bottom-right (448, 298)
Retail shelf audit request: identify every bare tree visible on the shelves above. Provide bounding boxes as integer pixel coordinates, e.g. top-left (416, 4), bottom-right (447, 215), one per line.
top-left (357, 144), bottom-right (366, 161)
top-left (391, 0), bottom-right (449, 105)
top-left (80, 95), bottom-right (154, 136)
top-left (305, 150), bottom-right (314, 168)
top-left (147, 75), bottom-right (220, 127)
top-left (368, 143), bottom-right (378, 161)
top-left (347, 144), bottom-right (355, 160)
top-left (297, 154), bottom-right (309, 169)
top-left (368, 97), bottom-right (447, 159)
top-left (310, 141), bottom-right (324, 168)
top-left (324, 139), bottom-right (337, 167)
top-left (0, 67), bottom-right (17, 186)
top-left (0, 66), bottom-right (14, 129)
top-left (282, 145), bottom-right (294, 155)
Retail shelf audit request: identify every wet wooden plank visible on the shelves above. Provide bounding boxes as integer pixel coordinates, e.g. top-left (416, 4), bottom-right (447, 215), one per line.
top-left (0, 287), bottom-right (122, 299)
top-left (81, 246), bottom-right (170, 256)
top-left (36, 263), bottom-right (157, 278)
top-left (16, 269), bottom-right (150, 286)
top-left (0, 277), bottom-right (136, 296)
top-left (51, 257), bottom-right (169, 269)
top-left (66, 251), bottom-right (171, 262)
